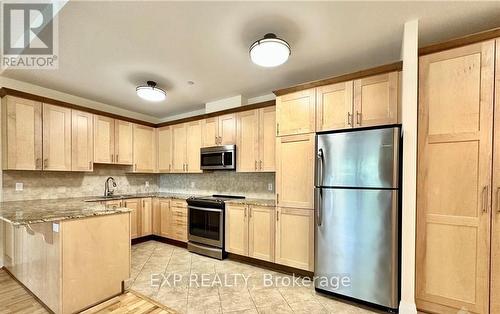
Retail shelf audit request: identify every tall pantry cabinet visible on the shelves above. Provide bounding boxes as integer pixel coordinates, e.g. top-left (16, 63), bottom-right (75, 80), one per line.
top-left (416, 40), bottom-right (499, 314)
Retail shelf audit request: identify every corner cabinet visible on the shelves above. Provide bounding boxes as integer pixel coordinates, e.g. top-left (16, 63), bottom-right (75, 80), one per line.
top-left (276, 89), bottom-right (315, 136)
top-left (132, 124), bottom-right (156, 173)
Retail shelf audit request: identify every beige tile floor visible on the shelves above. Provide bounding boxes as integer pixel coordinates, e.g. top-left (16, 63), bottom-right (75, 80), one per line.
top-left (128, 241), bottom-right (382, 314)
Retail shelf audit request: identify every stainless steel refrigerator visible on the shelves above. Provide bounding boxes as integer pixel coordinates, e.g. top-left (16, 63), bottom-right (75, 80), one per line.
top-left (314, 126), bottom-right (400, 310)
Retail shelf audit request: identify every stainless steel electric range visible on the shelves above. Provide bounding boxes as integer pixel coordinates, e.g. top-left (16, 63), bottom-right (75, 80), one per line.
top-left (186, 194), bottom-right (244, 260)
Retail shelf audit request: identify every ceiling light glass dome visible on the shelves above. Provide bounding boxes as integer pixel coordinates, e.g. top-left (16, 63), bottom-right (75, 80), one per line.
top-left (136, 81), bottom-right (166, 102)
top-left (249, 33), bottom-right (291, 67)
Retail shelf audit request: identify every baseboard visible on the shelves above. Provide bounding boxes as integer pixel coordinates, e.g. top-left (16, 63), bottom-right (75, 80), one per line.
top-left (131, 234), bottom-right (187, 249)
top-left (227, 253), bottom-right (314, 278)
top-left (398, 300), bottom-right (417, 314)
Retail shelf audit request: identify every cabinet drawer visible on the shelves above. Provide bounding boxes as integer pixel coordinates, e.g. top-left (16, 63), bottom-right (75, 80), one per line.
top-left (170, 200), bottom-right (187, 208)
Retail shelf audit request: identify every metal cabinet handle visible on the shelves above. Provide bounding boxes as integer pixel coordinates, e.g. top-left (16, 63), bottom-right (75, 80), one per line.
top-left (277, 209), bottom-right (280, 221)
top-left (249, 206), bottom-right (252, 218)
top-left (255, 160), bottom-right (257, 170)
top-left (116, 154), bottom-right (119, 162)
top-left (215, 136), bottom-right (218, 145)
top-left (43, 158), bottom-right (48, 168)
top-left (244, 207), bottom-right (247, 217)
top-left (111, 154), bottom-right (114, 163)
top-left (356, 111), bottom-right (361, 126)
top-left (482, 186), bottom-right (489, 213)
top-left (276, 193), bottom-right (279, 205)
top-left (186, 163), bottom-right (189, 172)
top-left (277, 123), bottom-right (280, 136)
top-left (347, 112), bottom-right (352, 126)
top-left (259, 160), bottom-right (262, 170)
top-left (134, 164), bottom-right (137, 171)
top-left (36, 158), bottom-right (41, 169)
top-left (89, 161), bottom-right (92, 169)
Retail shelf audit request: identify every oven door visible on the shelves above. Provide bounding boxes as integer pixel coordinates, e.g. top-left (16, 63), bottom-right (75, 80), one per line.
top-left (188, 205), bottom-right (223, 248)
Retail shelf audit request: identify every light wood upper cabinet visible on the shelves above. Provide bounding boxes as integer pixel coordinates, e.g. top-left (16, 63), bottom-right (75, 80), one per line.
top-left (71, 110), bottom-right (93, 172)
top-left (225, 203), bottom-right (248, 256)
top-left (2, 96), bottom-right (42, 170)
top-left (133, 124), bottom-right (156, 173)
top-left (43, 104), bottom-right (72, 171)
top-left (202, 114), bottom-right (236, 146)
top-left (158, 126), bottom-right (172, 173)
top-left (172, 123), bottom-right (187, 173)
top-left (186, 120), bottom-right (202, 173)
top-left (416, 41), bottom-right (494, 314)
top-left (259, 106), bottom-right (276, 172)
top-left (275, 207), bottom-right (314, 271)
top-left (276, 133), bottom-right (315, 209)
top-left (316, 81), bottom-right (353, 131)
top-left (276, 88), bottom-right (315, 136)
top-left (94, 115), bottom-right (115, 164)
top-left (115, 120), bottom-right (133, 164)
top-left (249, 205), bottom-right (275, 262)
top-left (353, 71), bottom-right (398, 127)
top-left (237, 110), bottom-right (259, 172)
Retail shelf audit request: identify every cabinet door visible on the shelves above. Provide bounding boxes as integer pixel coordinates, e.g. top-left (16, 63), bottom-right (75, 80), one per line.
top-left (94, 115), bottom-right (114, 164)
top-left (275, 207), bottom-right (314, 271)
top-left (316, 81), bottom-right (353, 131)
top-left (202, 117), bottom-right (218, 147)
top-left (492, 38), bottom-right (500, 314)
top-left (157, 126), bottom-right (172, 173)
top-left (115, 120), bottom-right (133, 164)
top-left (141, 198), bottom-right (152, 236)
top-left (71, 110), bottom-right (93, 172)
top-left (237, 110), bottom-right (259, 172)
top-left (258, 106), bottom-right (276, 172)
top-left (416, 41), bottom-right (494, 314)
top-left (159, 199), bottom-right (170, 237)
top-left (171, 123), bottom-right (187, 172)
top-left (133, 124), bottom-right (156, 172)
top-left (225, 204), bottom-right (248, 256)
top-left (249, 206), bottom-right (274, 262)
top-left (43, 104), bottom-right (72, 171)
top-left (186, 120), bottom-right (202, 173)
top-left (353, 72), bottom-right (398, 127)
top-left (103, 200), bottom-right (122, 208)
top-left (123, 199), bottom-right (140, 239)
top-left (2, 96), bottom-right (42, 170)
top-left (152, 198), bottom-right (161, 236)
top-left (276, 134), bottom-right (315, 209)
top-left (276, 89), bottom-right (315, 136)
top-left (219, 113), bottom-right (237, 145)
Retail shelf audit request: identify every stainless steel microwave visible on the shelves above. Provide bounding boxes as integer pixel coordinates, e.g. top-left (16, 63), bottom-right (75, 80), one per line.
top-left (200, 145), bottom-right (236, 170)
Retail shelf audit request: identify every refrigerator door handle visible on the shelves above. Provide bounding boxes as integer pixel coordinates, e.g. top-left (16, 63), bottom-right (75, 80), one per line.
top-left (316, 148), bottom-right (324, 186)
top-left (315, 188), bottom-right (323, 226)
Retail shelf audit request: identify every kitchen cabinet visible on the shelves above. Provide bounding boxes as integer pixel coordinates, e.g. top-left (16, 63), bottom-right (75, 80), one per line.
top-left (276, 133), bottom-right (315, 209)
top-left (171, 121), bottom-right (202, 173)
top-left (94, 115), bottom-right (133, 165)
top-left (275, 207), bottom-right (314, 271)
top-left (122, 198), bottom-right (140, 239)
top-left (157, 126), bottom-right (172, 173)
top-left (276, 88), bottom-right (315, 136)
top-left (140, 198), bottom-right (153, 236)
top-left (71, 110), bottom-right (93, 172)
top-left (169, 200), bottom-right (188, 242)
top-left (159, 199), bottom-right (170, 237)
top-left (225, 203), bottom-right (248, 255)
top-left (353, 71), bottom-right (398, 127)
top-left (133, 124), bottom-right (156, 173)
top-left (316, 81), bottom-right (353, 131)
top-left (417, 40), bottom-right (494, 314)
top-left (43, 103), bottom-right (72, 171)
top-left (236, 106), bottom-right (276, 172)
top-left (152, 198), bottom-right (161, 235)
top-left (201, 114), bottom-right (236, 146)
top-left (1, 96), bottom-right (43, 170)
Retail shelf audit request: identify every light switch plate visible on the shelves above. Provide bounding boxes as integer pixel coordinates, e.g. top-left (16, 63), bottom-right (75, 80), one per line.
top-left (267, 183), bottom-right (273, 191)
top-left (52, 223), bottom-right (59, 233)
top-left (145, 181), bottom-right (149, 187)
top-left (15, 182), bottom-right (23, 191)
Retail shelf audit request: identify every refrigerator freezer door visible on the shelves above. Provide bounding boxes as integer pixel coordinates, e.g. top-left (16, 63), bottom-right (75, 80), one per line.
top-left (314, 188), bottom-right (399, 309)
top-left (316, 127), bottom-right (399, 188)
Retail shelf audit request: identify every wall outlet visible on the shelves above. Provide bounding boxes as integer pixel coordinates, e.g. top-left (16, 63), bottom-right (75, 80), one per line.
top-left (145, 181), bottom-right (149, 188)
top-left (15, 182), bottom-right (23, 191)
top-left (267, 183), bottom-right (273, 191)
top-left (190, 181), bottom-right (195, 188)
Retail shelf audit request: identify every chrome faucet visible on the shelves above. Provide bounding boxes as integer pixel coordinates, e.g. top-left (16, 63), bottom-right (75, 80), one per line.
top-left (104, 177), bottom-right (117, 196)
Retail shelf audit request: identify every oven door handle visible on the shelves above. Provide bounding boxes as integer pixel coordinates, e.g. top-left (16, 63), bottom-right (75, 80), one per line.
top-left (188, 205), bottom-right (223, 213)
top-left (222, 152), bottom-right (225, 167)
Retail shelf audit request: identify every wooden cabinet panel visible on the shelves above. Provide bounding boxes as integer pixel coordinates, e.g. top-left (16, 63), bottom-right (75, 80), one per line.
top-left (2, 96), bottom-right (42, 170)
top-left (71, 110), bottom-right (93, 172)
top-left (123, 198), bottom-right (140, 239)
top-left (115, 120), bottom-right (133, 164)
top-left (94, 115), bottom-right (114, 164)
top-left (276, 134), bottom-right (315, 209)
top-left (225, 204), bottom-right (248, 255)
top-left (186, 120), bottom-right (202, 173)
top-left (249, 205), bottom-right (274, 262)
top-left (275, 207), bottom-right (314, 271)
top-left (172, 123), bottom-right (187, 173)
top-left (202, 117), bottom-right (218, 147)
top-left (354, 71), bottom-right (398, 127)
top-left (152, 198), bottom-right (161, 236)
top-left (140, 198), bottom-right (152, 236)
top-left (492, 38), bottom-right (500, 314)
top-left (158, 126), bottom-right (172, 173)
top-left (43, 103), bottom-right (72, 171)
top-left (258, 106), bottom-right (276, 172)
top-left (237, 110), bottom-right (259, 172)
top-left (219, 113), bottom-right (236, 145)
top-left (316, 81), bottom-right (353, 131)
top-left (170, 205), bottom-right (187, 242)
top-left (416, 41), bottom-right (494, 314)
top-left (276, 89), bottom-right (315, 136)
top-left (133, 124), bottom-right (156, 173)
top-left (159, 199), bottom-right (170, 238)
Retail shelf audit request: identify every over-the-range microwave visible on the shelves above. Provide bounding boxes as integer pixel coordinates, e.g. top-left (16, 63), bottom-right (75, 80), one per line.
top-left (200, 145), bottom-right (236, 170)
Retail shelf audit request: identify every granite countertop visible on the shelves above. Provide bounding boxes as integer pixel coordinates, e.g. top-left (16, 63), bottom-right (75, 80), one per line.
top-left (0, 197), bottom-right (131, 226)
top-left (224, 198), bottom-right (276, 207)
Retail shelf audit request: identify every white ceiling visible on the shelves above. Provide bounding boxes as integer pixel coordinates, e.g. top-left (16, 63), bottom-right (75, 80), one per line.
top-left (2, 1), bottom-right (500, 120)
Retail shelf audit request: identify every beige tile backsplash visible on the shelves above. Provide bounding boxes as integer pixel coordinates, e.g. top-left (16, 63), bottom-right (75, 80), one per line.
top-left (159, 172), bottom-right (275, 199)
top-left (2, 164), bottom-right (159, 202)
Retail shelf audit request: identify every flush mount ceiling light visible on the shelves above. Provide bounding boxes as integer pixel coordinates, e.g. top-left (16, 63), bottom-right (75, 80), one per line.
top-left (249, 33), bottom-right (291, 67)
top-left (136, 81), bottom-right (166, 102)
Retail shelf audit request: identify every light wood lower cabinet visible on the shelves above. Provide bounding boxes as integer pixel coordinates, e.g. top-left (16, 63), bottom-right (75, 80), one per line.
top-left (43, 103), bottom-right (72, 171)
top-left (152, 198), bottom-right (161, 235)
top-left (121, 198), bottom-right (140, 239)
top-left (275, 207), bottom-right (314, 272)
top-left (159, 199), bottom-right (170, 238)
top-left (140, 198), bottom-right (153, 236)
top-left (225, 204), bottom-right (275, 263)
